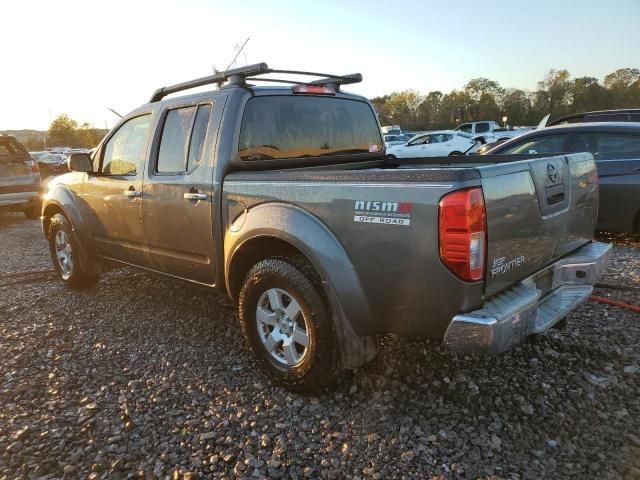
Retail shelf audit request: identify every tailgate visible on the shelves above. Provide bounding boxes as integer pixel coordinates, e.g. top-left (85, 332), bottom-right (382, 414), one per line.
top-left (478, 153), bottom-right (598, 297)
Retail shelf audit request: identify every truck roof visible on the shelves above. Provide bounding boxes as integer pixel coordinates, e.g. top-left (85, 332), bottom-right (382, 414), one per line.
top-left (148, 62), bottom-right (364, 104)
top-left (144, 84), bottom-right (368, 108)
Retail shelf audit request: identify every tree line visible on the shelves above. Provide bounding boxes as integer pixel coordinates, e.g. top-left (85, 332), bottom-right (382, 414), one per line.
top-left (372, 68), bottom-right (640, 130)
top-left (20, 114), bottom-right (106, 151)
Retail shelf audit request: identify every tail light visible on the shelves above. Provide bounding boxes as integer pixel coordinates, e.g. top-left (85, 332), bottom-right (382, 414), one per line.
top-left (439, 187), bottom-right (487, 281)
top-left (292, 85), bottom-right (336, 95)
top-left (30, 157), bottom-right (40, 174)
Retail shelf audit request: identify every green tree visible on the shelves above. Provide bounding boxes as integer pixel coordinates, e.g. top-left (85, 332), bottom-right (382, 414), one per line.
top-left (378, 90), bottom-right (423, 129)
top-left (416, 91), bottom-right (443, 129)
top-left (501, 89), bottom-right (531, 126)
top-left (572, 77), bottom-right (608, 112)
top-left (48, 114), bottom-right (78, 147)
top-left (626, 79), bottom-right (640, 107)
top-left (437, 90), bottom-right (474, 127)
top-left (77, 122), bottom-right (103, 148)
top-left (464, 78), bottom-right (503, 101)
top-left (603, 68), bottom-right (640, 90)
top-left (370, 66), bottom-right (639, 131)
top-left (536, 69), bottom-right (572, 116)
top-left (22, 135), bottom-right (46, 151)
top-left (604, 68), bottom-right (640, 107)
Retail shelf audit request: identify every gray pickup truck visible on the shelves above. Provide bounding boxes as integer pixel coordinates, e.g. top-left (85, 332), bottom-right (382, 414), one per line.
top-left (42, 63), bottom-right (611, 391)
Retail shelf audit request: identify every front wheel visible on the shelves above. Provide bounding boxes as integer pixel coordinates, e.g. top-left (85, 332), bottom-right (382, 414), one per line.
top-left (448, 151), bottom-right (464, 156)
top-left (47, 213), bottom-right (100, 289)
top-left (238, 257), bottom-right (341, 392)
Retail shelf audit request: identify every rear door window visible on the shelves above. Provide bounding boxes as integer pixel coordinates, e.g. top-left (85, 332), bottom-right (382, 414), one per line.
top-left (475, 122), bottom-right (490, 133)
top-left (500, 135), bottom-right (571, 155)
top-left (156, 104), bottom-right (212, 173)
top-left (573, 133), bottom-right (640, 160)
top-left (238, 96), bottom-right (383, 161)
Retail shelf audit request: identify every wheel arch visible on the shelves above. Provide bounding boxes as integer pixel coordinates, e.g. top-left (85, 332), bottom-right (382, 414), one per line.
top-left (42, 202), bottom-right (66, 236)
top-left (224, 202), bottom-right (378, 366)
top-left (227, 235), bottom-right (308, 301)
top-left (42, 187), bottom-right (101, 273)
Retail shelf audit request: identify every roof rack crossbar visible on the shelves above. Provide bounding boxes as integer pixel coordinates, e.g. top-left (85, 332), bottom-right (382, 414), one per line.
top-left (150, 62), bottom-right (270, 102)
top-left (149, 63), bottom-right (362, 102)
top-left (268, 69), bottom-right (362, 84)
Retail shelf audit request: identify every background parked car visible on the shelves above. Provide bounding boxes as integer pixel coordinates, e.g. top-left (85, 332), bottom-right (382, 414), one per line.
top-left (384, 134), bottom-right (412, 148)
top-left (30, 151), bottom-right (67, 177)
top-left (381, 124), bottom-right (402, 135)
top-left (386, 130), bottom-right (476, 158)
top-left (484, 122), bottom-right (640, 234)
top-left (1, 135), bottom-right (42, 219)
top-left (454, 120), bottom-right (531, 144)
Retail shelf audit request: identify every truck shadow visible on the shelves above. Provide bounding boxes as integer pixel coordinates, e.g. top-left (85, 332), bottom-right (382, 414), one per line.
top-left (0, 212), bottom-right (31, 230)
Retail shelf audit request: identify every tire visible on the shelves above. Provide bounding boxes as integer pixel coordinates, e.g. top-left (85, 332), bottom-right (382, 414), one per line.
top-left (47, 213), bottom-right (100, 289)
top-left (553, 316), bottom-right (568, 331)
top-left (238, 257), bottom-right (341, 392)
top-left (386, 154), bottom-right (397, 159)
top-left (23, 203), bottom-right (41, 220)
top-left (448, 151), bottom-right (464, 156)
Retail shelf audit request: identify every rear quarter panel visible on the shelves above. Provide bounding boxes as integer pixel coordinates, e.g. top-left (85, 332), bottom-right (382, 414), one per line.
top-left (223, 169), bottom-right (485, 339)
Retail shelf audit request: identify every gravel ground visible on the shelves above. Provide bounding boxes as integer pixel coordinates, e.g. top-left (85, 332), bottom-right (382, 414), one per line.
top-left (0, 212), bottom-right (639, 480)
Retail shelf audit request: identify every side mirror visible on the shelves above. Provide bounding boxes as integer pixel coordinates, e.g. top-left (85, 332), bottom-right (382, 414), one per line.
top-left (69, 153), bottom-right (93, 173)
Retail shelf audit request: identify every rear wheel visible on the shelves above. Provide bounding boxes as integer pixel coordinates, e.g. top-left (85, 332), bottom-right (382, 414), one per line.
top-left (47, 213), bottom-right (99, 289)
top-left (238, 257), bottom-right (340, 392)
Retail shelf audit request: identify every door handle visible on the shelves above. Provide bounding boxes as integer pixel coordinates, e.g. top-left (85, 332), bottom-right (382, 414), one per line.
top-left (124, 189), bottom-right (141, 198)
top-left (184, 192), bottom-right (207, 201)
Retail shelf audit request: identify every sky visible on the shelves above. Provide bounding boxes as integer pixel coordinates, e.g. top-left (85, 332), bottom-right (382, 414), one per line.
top-left (1, 0), bottom-right (639, 131)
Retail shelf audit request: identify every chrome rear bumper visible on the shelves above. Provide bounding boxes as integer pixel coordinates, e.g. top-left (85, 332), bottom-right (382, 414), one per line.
top-left (444, 241), bottom-right (612, 354)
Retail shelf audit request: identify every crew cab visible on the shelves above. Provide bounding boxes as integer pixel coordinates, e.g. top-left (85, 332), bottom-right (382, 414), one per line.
top-left (42, 63), bottom-right (611, 391)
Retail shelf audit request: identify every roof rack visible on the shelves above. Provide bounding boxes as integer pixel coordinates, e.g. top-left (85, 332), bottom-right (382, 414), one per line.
top-left (547, 108), bottom-right (640, 126)
top-left (149, 62), bottom-right (363, 102)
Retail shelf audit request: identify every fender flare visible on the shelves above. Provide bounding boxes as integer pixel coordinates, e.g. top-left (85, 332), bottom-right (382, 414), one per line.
top-left (224, 202), bottom-right (375, 338)
top-left (42, 185), bottom-right (100, 273)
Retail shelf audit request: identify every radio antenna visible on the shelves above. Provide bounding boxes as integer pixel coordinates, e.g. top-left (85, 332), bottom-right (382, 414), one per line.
top-left (106, 107), bottom-right (123, 119)
top-left (225, 37), bottom-right (250, 71)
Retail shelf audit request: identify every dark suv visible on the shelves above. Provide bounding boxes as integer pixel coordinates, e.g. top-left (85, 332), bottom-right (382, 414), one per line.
top-left (0, 135), bottom-right (42, 219)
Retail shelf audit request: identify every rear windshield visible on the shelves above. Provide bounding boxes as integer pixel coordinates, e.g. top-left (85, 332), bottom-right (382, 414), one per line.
top-left (238, 96), bottom-right (383, 161)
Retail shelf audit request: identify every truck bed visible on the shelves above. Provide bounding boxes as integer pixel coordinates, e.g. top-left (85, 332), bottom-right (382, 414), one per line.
top-left (223, 152), bottom-right (599, 339)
